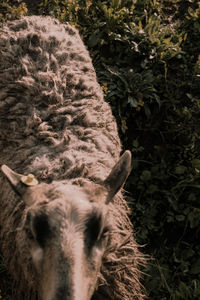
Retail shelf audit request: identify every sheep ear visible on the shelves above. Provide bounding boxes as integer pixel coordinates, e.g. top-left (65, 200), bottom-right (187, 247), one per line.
top-left (1, 164), bottom-right (26, 196)
top-left (104, 151), bottom-right (132, 204)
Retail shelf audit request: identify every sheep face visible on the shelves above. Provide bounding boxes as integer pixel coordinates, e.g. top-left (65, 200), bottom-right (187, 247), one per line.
top-left (22, 183), bottom-right (109, 300)
top-left (1, 151), bottom-right (132, 300)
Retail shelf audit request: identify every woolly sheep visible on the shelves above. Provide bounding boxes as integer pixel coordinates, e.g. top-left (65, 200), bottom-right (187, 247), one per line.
top-left (0, 16), bottom-right (145, 300)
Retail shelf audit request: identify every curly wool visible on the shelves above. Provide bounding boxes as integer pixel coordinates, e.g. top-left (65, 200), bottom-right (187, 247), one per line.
top-left (0, 16), bottom-right (145, 300)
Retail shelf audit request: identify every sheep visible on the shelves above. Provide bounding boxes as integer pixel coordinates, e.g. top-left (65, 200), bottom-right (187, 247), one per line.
top-left (0, 16), bottom-right (145, 300)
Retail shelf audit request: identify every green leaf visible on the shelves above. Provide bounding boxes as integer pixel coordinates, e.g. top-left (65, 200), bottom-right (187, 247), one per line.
top-left (133, 139), bottom-right (139, 148)
top-left (188, 209), bottom-right (200, 228)
top-left (174, 165), bottom-right (187, 175)
top-left (147, 184), bottom-right (158, 194)
top-left (128, 96), bottom-right (138, 108)
top-left (88, 33), bottom-right (100, 47)
top-left (175, 215), bottom-right (185, 222)
top-left (192, 159), bottom-right (200, 170)
top-left (140, 170), bottom-right (151, 182)
top-left (144, 104), bottom-right (151, 117)
top-left (190, 259), bottom-right (200, 275)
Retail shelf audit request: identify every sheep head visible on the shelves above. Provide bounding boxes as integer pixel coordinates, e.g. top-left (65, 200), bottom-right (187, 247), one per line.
top-left (1, 151), bottom-right (131, 300)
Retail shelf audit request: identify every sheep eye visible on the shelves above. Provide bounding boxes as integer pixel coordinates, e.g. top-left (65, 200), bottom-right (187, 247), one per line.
top-left (24, 211), bottom-right (51, 248)
top-left (85, 211), bottom-right (110, 248)
top-left (85, 213), bottom-right (102, 243)
top-left (33, 214), bottom-right (51, 247)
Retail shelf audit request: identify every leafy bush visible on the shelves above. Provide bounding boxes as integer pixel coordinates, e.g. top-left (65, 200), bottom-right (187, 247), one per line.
top-left (0, 0), bottom-right (200, 299)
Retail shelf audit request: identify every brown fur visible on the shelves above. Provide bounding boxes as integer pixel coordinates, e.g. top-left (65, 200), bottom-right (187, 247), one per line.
top-left (0, 16), bottom-right (145, 299)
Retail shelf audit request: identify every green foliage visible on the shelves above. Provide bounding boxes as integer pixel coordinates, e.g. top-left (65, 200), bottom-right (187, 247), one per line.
top-left (0, 0), bottom-right (27, 22)
top-left (0, 0), bottom-right (200, 299)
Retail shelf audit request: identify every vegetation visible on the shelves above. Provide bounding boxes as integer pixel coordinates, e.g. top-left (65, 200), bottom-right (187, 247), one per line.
top-left (0, 0), bottom-right (200, 299)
